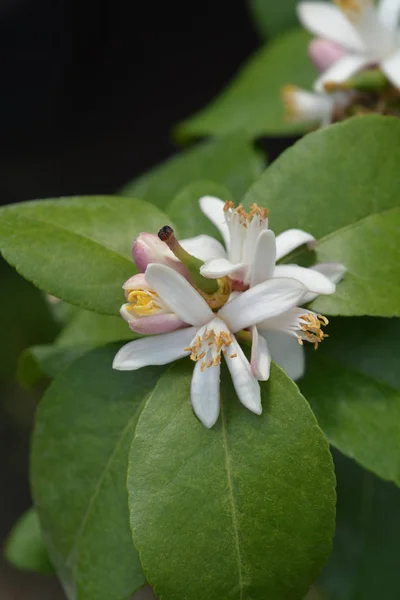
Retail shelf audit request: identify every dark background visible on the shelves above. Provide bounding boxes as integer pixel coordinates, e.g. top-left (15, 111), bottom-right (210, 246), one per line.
top-left (0, 0), bottom-right (264, 597)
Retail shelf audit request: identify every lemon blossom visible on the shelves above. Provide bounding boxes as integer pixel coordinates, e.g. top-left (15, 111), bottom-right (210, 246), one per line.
top-left (193, 196), bottom-right (338, 298)
top-left (113, 263), bottom-right (307, 428)
top-left (281, 84), bottom-right (350, 126)
top-left (298, 0), bottom-right (400, 91)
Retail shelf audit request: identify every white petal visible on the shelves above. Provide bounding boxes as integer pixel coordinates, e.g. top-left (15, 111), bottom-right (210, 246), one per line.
top-left (225, 336), bottom-right (262, 415)
top-left (281, 86), bottom-right (334, 124)
top-left (180, 234), bottom-right (226, 262)
top-left (275, 229), bottom-right (316, 260)
top-left (378, 0), bottom-right (400, 31)
top-left (250, 230), bottom-right (276, 287)
top-left (191, 361), bottom-right (220, 428)
top-left (314, 55), bottom-right (371, 92)
top-left (297, 2), bottom-right (366, 51)
top-left (145, 264), bottom-right (213, 326)
top-left (273, 265), bottom-right (335, 295)
top-left (199, 196), bottom-right (230, 249)
top-left (250, 326), bottom-right (271, 380)
top-left (112, 327), bottom-right (197, 370)
top-left (200, 258), bottom-right (244, 279)
top-left (302, 263), bottom-right (346, 303)
top-left (264, 332), bottom-right (305, 381)
top-left (219, 278), bottom-right (306, 332)
top-left (381, 49), bottom-right (400, 87)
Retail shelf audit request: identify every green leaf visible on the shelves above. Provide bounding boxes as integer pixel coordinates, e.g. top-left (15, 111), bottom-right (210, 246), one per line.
top-left (176, 29), bottom-right (316, 140)
top-left (309, 208), bottom-right (400, 317)
top-left (4, 507), bottom-right (53, 574)
top-left (18, 344), bottom-right (92, 387)
top-left (300, 317), bottom-right (400, 485)
top-left (31, 345), bottom-right (166, 600)
top-left (248, 0), bottom-right (299, 39)
top-left (0, 196), bottom-right (172, 315)
top-left (244, 116), bottom-right (400, 237)
top-left (128, 361), bottom-right (336, 600)
top-left (0, 259), bottom-right (59, 381)
top-left (317, 451), bottom-right (400, 599)
top-left (167, 181), bottom-right (233, 239)
top-left (121, 135), bottom-right (265, 208)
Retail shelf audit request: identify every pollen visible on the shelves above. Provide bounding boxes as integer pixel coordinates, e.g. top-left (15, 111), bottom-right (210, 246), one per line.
top-left (126, 289), bottom-right (162, 316)
top-left (186, 326), bottom-right (236, 370)
top-left (334, 0), bottom-right (366, 20)
top-left (223, 201), bottom-right (268, 227)
top-left (299, 313), bottom-right (329, 349)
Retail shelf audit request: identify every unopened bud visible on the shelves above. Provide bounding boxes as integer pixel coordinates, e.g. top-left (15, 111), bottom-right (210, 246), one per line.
top-left (308, 38), bottom-right (346, 72)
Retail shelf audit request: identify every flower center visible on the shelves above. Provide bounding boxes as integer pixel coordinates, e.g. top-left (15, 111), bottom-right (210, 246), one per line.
top-left (298, 314), bottom-right (329, 349)
top-left (334, 0), bottom-right (368, 20)
top-left (185, 322), bottom-right (237, 371)
top-left (126, 290), bottom-right (162, 316)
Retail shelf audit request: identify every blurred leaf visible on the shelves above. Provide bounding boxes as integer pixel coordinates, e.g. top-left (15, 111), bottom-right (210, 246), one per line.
top-left (244, 116), bottom-right (400, 237)
top-left (167, 181), bottom-right (232, 239)
top-left (56, 308), bottom-right (133, 346)
top-left (248, 0), bottom-right (299, 39)
top-left (310, 207), bottom-right (400, 317)
top-left (0, 259), bottom-right (59, 381)
top-left (176, 29), bottom-right (315, 140)
top-left (121, 135), bottom-right (265, 208)
top-left (129, 362), bottom-right (336, 600)
top-left (18, 344), bottom-right (92, 388)
top-left (4, 507), bottom-right (53, 574)
top-left (317, 451), bottom-right (400, 599)
top-left (31, 345), bottom-right (166, 600)
top-left (0, 196), bottom-right (172, 315)
top-left (300, 317), bottom-right (400, 485)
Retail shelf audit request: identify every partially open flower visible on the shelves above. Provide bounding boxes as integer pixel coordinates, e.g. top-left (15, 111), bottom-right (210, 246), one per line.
top-left (281, 84), bottom-right (345, 126)
top-left (132, 232), bottom-right (188, 276)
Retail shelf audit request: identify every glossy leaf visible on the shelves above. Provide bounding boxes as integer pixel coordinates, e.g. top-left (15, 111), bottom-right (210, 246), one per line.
top-left (300, 317), bottom-right (400, 485)
top-left (248, 0), bottom-right (299, 39)
top-left (121, 135), bottom-right (265, 207)
top-left (31, 345), bottom-right (166, 600)
top-left (317, 451), bottom-right (400, 599)
top-left (176, 29), bottom-right (316, 140)
top-left (310, 207), bottom-right (400, 316)
top-left (0, 196), bottom-right (172, 315)
top-left (244, 116), bottom-right (400, 237)
top-left (4, 507), bottom-right (53, 574)
top-left (128, 361), bottom-right (336, 600)
top-left (167, 181), bottom-right (233, 239)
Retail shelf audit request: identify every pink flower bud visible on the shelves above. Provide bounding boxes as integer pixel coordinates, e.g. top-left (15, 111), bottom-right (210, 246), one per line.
top-left (132, 233), bottom-right (188, 276)
top-left (120, 305), bottom-right (187, 334)
top-left (308, 38), bottom-right (346, 72)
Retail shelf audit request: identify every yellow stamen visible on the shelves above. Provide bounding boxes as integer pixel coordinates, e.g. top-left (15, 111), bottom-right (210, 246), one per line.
top-left (187, 328), bottom-right (236, 368)
top-left (126, 289), bottom-right (162, 316)
top-left (223, 201), bottom-right (268, 226)
top-left (334, 0), bottom-right (368, 21)
top-left (299, 313), bottom-right (329, 350)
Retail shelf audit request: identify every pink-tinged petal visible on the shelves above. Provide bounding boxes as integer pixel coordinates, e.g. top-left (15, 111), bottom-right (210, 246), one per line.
top-left (191, 361), bottom-right (221, 428)
top-left (180, 235), bottom-right (227, 262)
top-left (250, 230), bottom-right (276, 287)
top-left (112, 326), bottom-right (197, 370)
top-left (219, 278), bottom-right (306, 333)
top-left (145, 264), bottom-right (213, 326)
top-left (378, 0), bottom-right (400, 31)
top-left (264, 331), bottom-right (305, 381)
top-left (276, 229), bottom-right (315, 260)
top-left (122, 310), bottom-right (187, 335)
top-left (314, 54), bottom-right (371, 92)
top-left (250, 326), bottom-right (271, 381)
top-left (273, 265), bottom-right (335, 295)
top-left (132, 233), bottom-right (188, 275)
top-left (123, 272), bottom-right (150, 291)
top-left (225, 336), bottom-right (262, 415)
top-left (309, 38), bottom-right (347, 71)
top-left (381, 49), bottom-right (400, 88)
top-left (199, 196), bottom-right (230, 249)
top-left (297, 2), bottom-right (366, 51)
top-left (200, 258), bottom-right (244, 279)
top-left (302, 262), bottom-right (346, 303)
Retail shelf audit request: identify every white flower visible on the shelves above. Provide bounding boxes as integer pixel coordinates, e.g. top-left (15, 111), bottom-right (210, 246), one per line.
top-left (192, 197), bottom-right (337, 299)
top-left (298, 0), bottom-right (400, 90)
top-left (113, 263), bottom-right (307, 428)
top-left (281, 84), bottom-right (350, 126)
